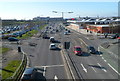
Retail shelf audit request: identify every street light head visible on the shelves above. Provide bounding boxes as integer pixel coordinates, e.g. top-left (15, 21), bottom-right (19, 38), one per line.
top-left (52, 11), bottom-right (57, 13)
top-left (68, 12), bottom-right (73, 13)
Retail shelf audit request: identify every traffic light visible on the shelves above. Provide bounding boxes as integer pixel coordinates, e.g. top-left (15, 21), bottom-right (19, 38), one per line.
top-left (64, 42), bottom-right (70, 49)
top-left (18, 46), bottom-right (21, 52)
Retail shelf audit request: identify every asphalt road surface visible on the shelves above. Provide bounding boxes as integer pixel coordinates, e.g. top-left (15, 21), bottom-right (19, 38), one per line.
top-left (2, 22), bottom-right (119, 80)
top-left (21, 22), bottom-right (70, 80)
top-left (65, 28), bottom-right (119, 80)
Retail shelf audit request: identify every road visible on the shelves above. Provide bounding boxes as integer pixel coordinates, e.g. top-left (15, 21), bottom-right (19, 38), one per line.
top-left (21, 22), bottom-right (70, 80)
top-left (2, 22), bottom-right (119, 80)
top-left (64, 28), bottom-right (119, 80)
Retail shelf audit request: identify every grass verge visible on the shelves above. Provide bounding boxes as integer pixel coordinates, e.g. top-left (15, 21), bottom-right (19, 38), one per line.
top-left (17, 30), bottom-right (38, 39)
top-left (2, 60), bottom-right (21, 79)
top-left (0, 47), bottom-right (10, 54)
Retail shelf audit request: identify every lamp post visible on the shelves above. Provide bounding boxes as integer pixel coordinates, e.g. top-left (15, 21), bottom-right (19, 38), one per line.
top-left (52, 11), bottom-right (73, 19)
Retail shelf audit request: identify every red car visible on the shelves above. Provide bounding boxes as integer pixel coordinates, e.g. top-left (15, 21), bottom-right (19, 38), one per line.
top-left (73, 46), bottom-right (82, 55)
top-left (117, 37), bottom-right (120, 39)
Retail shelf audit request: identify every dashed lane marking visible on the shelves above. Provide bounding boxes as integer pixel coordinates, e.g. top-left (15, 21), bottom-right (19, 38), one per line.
top-left (97, 63), bottom-right (107, 72)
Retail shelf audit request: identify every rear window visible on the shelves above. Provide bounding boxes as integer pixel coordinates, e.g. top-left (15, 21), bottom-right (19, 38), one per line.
top-left (51, 45), bottom-right (55, 47)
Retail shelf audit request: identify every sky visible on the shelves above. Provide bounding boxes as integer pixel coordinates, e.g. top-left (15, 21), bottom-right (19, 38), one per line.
top-left (0, 0), bottom-right (119, 20)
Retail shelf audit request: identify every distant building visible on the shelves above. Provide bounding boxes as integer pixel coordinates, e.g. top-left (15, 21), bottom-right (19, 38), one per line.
top-left (33, 16), bottom-right (63, 21)
top-left (86, 24), bottom-right (120, 34)
top-left (67, 17), bottom-right (120, 34)
top-left (0, 18), bottom-right (2, 28)
top-left (33, 17), bottom-right (50, 21)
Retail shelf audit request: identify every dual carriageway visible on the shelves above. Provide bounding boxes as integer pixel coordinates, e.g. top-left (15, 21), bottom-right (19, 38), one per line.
top-left (2, 22), bottom-right (119, 80)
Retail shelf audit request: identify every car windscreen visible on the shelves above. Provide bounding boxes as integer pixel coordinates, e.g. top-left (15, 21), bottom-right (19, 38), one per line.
top-left (22, 74), bottom-right (31, 79)
top-left (76, 48), bottom-right (81, 51)
top-left (90, 47), bottom-right (95, 51)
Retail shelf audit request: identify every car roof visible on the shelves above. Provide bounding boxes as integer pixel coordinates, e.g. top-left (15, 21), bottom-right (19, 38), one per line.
top-left (74, 46), bottom-right (81, 48)
top-left (50, 43), bottom-right (55, 45)
top-left (50, 37), bottom-right (54, 38)
top-left (23, 68), bottom-right (35, 74)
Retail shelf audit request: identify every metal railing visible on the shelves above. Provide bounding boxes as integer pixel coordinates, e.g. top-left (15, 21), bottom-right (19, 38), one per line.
top-left (2, 52), bottom-right (27, 81)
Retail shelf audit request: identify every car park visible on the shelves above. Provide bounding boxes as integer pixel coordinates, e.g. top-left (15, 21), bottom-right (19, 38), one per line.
top-left (87, 46), bottom-right (96, 54)
top-left (73, 46), bottom-right (82, 55)
top-left (21, 68), bottom-right (37, 81)
top-left (49, 43), bottom-right (57, 50)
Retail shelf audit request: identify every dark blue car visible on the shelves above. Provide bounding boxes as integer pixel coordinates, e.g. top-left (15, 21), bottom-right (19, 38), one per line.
top-left (8, 37), bottom-right (19, 41)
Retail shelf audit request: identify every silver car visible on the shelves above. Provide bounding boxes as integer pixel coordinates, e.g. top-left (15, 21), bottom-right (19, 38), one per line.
top-left (49, 43), bottom-right (56, 50)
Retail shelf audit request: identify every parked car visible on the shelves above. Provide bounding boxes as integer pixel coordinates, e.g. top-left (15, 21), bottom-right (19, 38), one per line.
top-left (87, 46), bottom-right (96, 54)
top-left (21, 68), bottom-right (37, 81)
top-left (73, 46), bottom-right (82, 55)
top-left (110, 34), bottom-right (119, 39)
top-left (49, 43), bottom-right (57, 50)
top-left (64, 31), bottom-right (68, 35)
top-left (8, 37), bottom-right (19, 41)
top-left (2, 34), bottom-right (15, 39)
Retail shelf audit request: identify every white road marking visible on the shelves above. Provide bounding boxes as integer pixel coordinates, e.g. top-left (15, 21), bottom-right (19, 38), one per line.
top-left (104, 60), bottom-right (107, 62)
top-left (108, 63), bottom-right (120, 75)
top-left (43, 67), bottom-right (46, 76)
top-left (35, 65), bottom-right (64, 68)
top-left (102, 57), bottom-right (104, 60)
top-left (98, 47), bottom-right (100, 51)
top-left (81, 42), bottom-right (83, 44)
top-left (79, 38), bottom-right (88, 47)
top-left (91, 66), bottom-right (96, 72)
top-left (99, 46), bottom-right (119, 60)
top-left (99, 46), bottom-right (120, 75)
top-left (81, 63), bottom-right (87, 73)
top-left (54, 75), bottom-right (58, 80)
top-left (97, 63), bottom-right (107, 72)
top-left (85, 37), bottom-right (89, 40)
